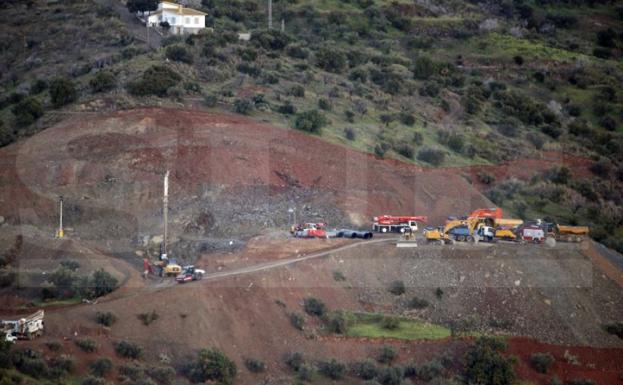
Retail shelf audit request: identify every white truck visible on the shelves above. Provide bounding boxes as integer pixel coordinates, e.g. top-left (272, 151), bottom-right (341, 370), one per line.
top-left (1, 310), bottom-right (44, 342)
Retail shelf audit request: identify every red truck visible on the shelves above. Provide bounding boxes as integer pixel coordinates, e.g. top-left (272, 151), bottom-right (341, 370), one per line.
top-left (372, 215), bottom-right (428, 233)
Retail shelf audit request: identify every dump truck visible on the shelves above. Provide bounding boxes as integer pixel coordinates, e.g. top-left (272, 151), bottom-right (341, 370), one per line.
top-left (550, 224), bottom-right (589, 242)
top-left (1, 310), bottom-right (44, 341)
top-left (372, 215), bottom-right (428, 233)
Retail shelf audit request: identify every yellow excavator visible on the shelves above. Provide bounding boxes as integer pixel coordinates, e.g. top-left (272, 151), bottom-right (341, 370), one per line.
top-left (425, 208), bottom-right (523, 244)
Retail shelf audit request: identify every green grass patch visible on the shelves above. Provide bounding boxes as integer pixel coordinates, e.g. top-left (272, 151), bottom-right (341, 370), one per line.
top-left (345, 312), bottom-right (451, 340)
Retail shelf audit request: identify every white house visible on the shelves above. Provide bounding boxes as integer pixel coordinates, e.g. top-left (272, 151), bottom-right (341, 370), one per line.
top-left (145, 1), bottom-right (207, 35)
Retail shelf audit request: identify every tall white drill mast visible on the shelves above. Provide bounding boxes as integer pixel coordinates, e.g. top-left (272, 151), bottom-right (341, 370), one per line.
top-left (162, 171), bottom-right (169, 259)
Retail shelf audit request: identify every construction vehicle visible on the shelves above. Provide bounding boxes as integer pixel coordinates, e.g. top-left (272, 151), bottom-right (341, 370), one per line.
top-left (176, 265), bottom-right (205, 283)
top-left (425, 218), bottom-right (477, 244)
top-left (1, 310), bottom-right (44, 341)
top-left (154, 256), bottom-right (182, 277)
top-left (425, 208), bottom-right (519, 244)
top-left (291, 223), bottom-right (328, 238)
top-left (372, 215), bottom-right (428, 233)
top-left (519, 225), bottom-right (546, 243)
top-left (518, 220), bottom-right (589, 243)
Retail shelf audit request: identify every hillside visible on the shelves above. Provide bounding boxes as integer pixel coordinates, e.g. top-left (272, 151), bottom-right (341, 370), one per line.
top-left (1, 0), bottom-right (622, 250)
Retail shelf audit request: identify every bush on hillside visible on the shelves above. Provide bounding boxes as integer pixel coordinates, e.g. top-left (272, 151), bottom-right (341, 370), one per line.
top-left (75, 338), bottom-right (97, 353)
top-left (417, 360), bottom-right (443, 381)
top-left (318, 359), bottom-right (346, 380)
top-left (303, 297), bottom-right (326, 316)
top-left (81, 376), bottom-right (105, 385)
top-left (294, 110), bottom-right (327, 134)
top-left (30, 79), bottom-right (48, 95)
top-left (349, 67), bottom-right (368, 83)
top-left (90, 358), bottom-right (112, 377)
top-left (603, 322), bottom-right (623, 339)
top-left (350, 359), bottom-right (378, 380)
top-left (399, 112), bottom-right (415, 126)
top-left (95, 311), bottom-right (116, 327)
top-left (388, 280), bottom-right (406, 295)
top-left (138, 310), bottom-right (159, 326)
top-left (252, 30), bottom-right (290, 50)
top-left (316, 47), bottom-right (347, 73)
top-left (244, 358), bottom-right (266, 373)
top-left (12, 97), bottom-right (44, 126)
top-left (277, 101), bottom-right (296, 115)
top-left (236, 62), bottom-right (261, 77)
top-left (417, 147), bottom-right (445, 166)
top-left (408, 297), bottom-right (429, 309)
top-left (289, 85), bottom-right (305, 98)
top-left (184, 349), bottom-right (238, 385)
top-left (394, 143), bottom-right (414, 159)
top-left (285, 352), bottom-right (304, 371)
top-left (165, 44), bottom-right (194, 64)
top-left (327, 311), bottom-right (350, 334)
top-left (233, 98), bottom-right (253, 115)
top-left (413, 56), bottom-right (437, 80)
top-left (344, 127), bottom-right (356, 141)
top-left (376, 366), bottom-right (404, 385)
top-left (90, 71), bottom-right (116, 93)
top-left (464, 337), bottom-right (516, 385)
top-left (289, 312), bottom-right (305, 330)
top-left (286, 44), bottom-right (309, 59)
top-left (376, 345), bottom-right (397, 364)
top-left (147, 365), bottom-right (175, 384)
top-left (115, 340), bottom-right (142, 359)
top-left (127, 65), bottom-right (181, 97)
top-left (50, 77), bottom-right (77, 108)
top-left (530, 352), bottom-right (554, 374)
top-left (380, 316), bottom-right (400, 330)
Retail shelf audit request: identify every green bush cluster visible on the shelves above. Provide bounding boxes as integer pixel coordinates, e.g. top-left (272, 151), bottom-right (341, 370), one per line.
top-left (294, 110), bottom-right (327, 134)
top-left (303, 297), bottom-right (326, 316)
top-left (185, 348), bottom-right (237, 385)
top-left (12, 97), bottom-right (44, 127)
top-left (90, 71), bottom-right (116, 93)
top-left (530, 352), bottom-right (555, 374)
top-left (115, 340), bottom-right (142, 359)
top-left (127, 65), bottom-right (181, 97)
top-left (49, 77), bottom-right (77, 108)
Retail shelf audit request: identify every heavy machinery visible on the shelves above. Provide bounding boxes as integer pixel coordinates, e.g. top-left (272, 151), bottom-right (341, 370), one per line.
top-left (425, 208), bottom-right (521, 244)
top-left (176, 265), bottom-right (205, 283)
top-left (1, 310), bottom-right (44, 341)
top-left (372, 215), bottom-right (428, 233)
top-left (291, 223), bottom-right (328, 238)
top-left (518, 220), bottom-right (589, 243)
top-left (154, 257), bottom-right (182, 277)
top-left (425, 218), bottom-right (477, 244)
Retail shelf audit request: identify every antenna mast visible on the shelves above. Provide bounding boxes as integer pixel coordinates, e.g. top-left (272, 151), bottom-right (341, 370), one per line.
top-left (56, 196), bottom-right (64, 238)
top-left (268, 0), bottom-right (272, 29)
top-left (162, 171), bottom-right (169, 258)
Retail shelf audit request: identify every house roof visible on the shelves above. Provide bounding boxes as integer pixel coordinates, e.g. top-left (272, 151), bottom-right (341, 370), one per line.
top-left (159, 1), bottom-right (207, 15)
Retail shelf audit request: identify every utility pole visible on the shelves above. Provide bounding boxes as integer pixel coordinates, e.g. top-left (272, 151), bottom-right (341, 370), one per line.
top-left (161, 171), bottom-right (169, 259)
top-left (281, 18), bottom-right (284, 33)
top-left (268, 0), bottom-right (272, 29)
top-left (56, 196), bottom-right (64, 238)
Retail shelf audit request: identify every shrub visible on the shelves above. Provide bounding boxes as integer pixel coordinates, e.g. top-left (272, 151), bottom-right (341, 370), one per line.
top-left (46, 341), bottom-right (62, 351)
top-left (478, 172), bottom-right (495, 185)
top-left (318, 98), bottom-right (331, 111)
top-left (128, 66), bottom-right (181, 97)
top-left (294, 110), bottom-right (327, 134)
top-left (592, 47), bottom-right (611, 59)
top-left (380, 316), bottom-right (400, 330)
top-left (138, 310), bottom-right (159, 326)
top-left (389, 280), bottom-right (405, 295)
top-left (530, 352), bottom-right (554, 374)
top-left (344, 127), bottom-right (356, 141)
top-left (419, 82), bottom-right (440, 97)
top-left (447, 134), bottom-right (464, 153)
top-left (90, 71), bottom-right (116, 93)
top-left (319, 359), bottom-right (346, 380)
top-left (567, 380), bottom-right (595, 385)
top-left (49, 354), bottom-right (74, 377)
top-left (377, 345), bottom-right (397, 364)
top-left (603, 322), bottom-right (623, 339)
top-left (599, 116), bottom-right (616, 131)
top-left (408, 297), bottom-right (429, 309)
top-left (526, 132), bottom-right (545, 149)
top-left (413, 56), bottom-right (437, 80)
top-left (115, 340), bottom-right (142, 359)
top-left (30, 79), bottom-right (48, 95)
top-left (289, 85), bottom-right (305, 98)
top-left (90, 358), bottom-right (112, 377)
top-left (203, 93), bottom-right (218, 107)
top-left (297, 363), bottom-right (314, 381)
top-left (541, 124), bottom-right (562, 139)
top-left (417, 360), bottom-right (443, 381)
top-left (96, 311), bottom-right (116, 327)
top-left (349, 67), bottom-right (368, 83)
top-left (244, 358), bottom-right (266, 373)
top-left (118, 363), bottom-right (144, 380)
top-left (464, 337), bottom-right (515, 385)
top-left (75, 338), bottom-right (97, 353)
top-left (417, 147), bottom-right (445, 166)
top-left (545, 166), bottom-right (571, 185)
top-left (285, 352), bottom-right (304, 371)
top-left (413, 132), bottom-right (423, 145)
top-left (165, 45), bottom-right (193, 64)
top-left (236, 62), bottom-right (261, 77)
top-left (289, 312), bottom-right (305, 330)
top-left (327, 311), bottom-right (349, 334)
top-left (376, 366), bottom-right (404, 385)
top-left (333, 270), bottom-right (346, 281)
top-left (12, 97), bottom-right (44, 126)
top-left (60, 260), bottom-right (80, 271)
top-left (277, 101), bottom-right (296, 115)
top-left (351, 359), bottom-right (378, 380)
top-left (316, 47), bottom-right (347, 73)
top-left (345, 109), bottom-right (355, 123)
top-left (50, 78), bottom-right (77, 108)
top-left (399, 112), bottom-right (415, 126)
top-left (513, 55), bottom-right (524, 65)
top-left (233, 99), bottom-right (253, 115)
top-left (147, 366), bottom-right (175, 384)
top-left (303, 297), bottom-right (326, 316)
top-left (590, 159), bottom-right (612, 177)
top-left (395, 143), bottom-right (414, 159)
top-left (287, 44), bottom-right (309, 59)
top-left (252, 30), bottom-right (290, 50)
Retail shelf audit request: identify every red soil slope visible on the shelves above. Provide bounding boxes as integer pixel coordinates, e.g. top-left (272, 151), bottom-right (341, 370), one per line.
top-left (0, 108), bottom-right (491, 233)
